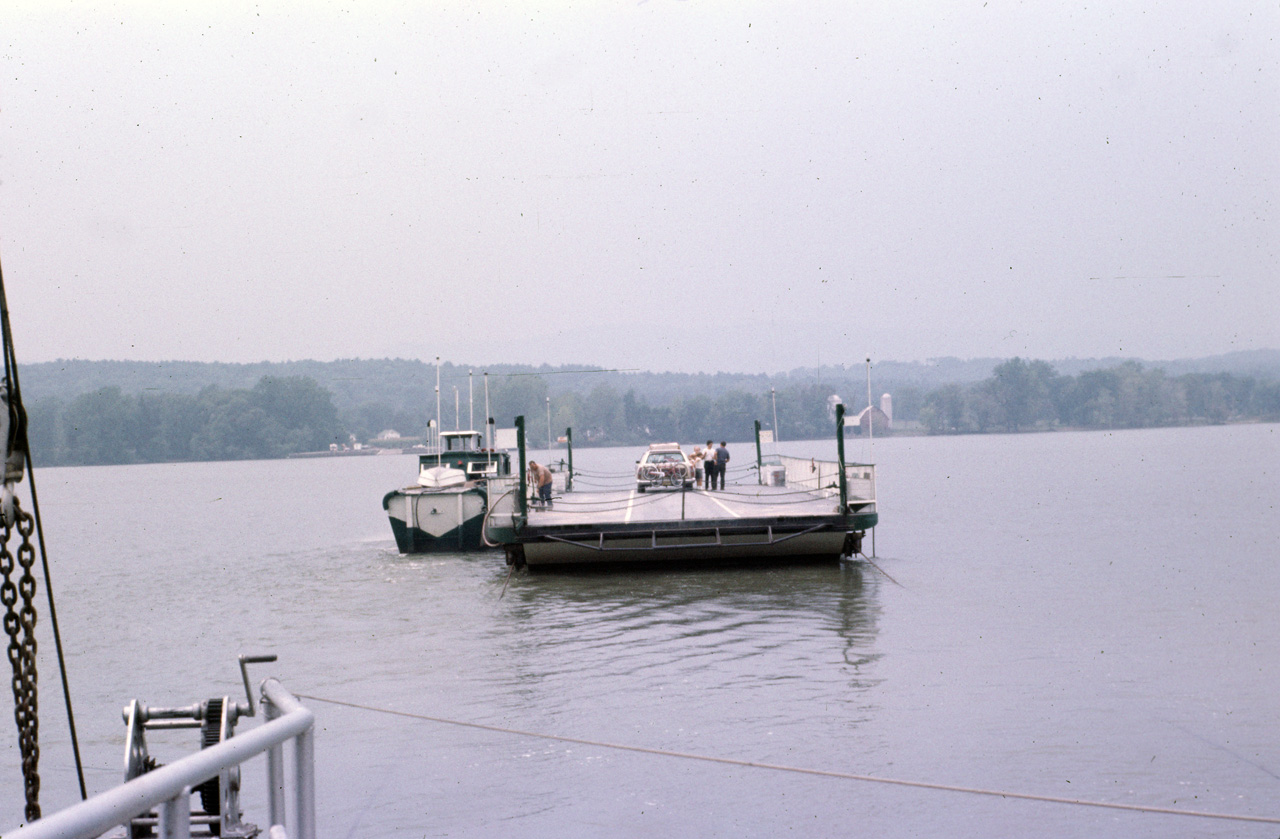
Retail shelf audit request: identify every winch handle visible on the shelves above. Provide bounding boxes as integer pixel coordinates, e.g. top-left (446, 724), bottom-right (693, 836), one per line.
top-left (238, 654), bottom-right (278, 717)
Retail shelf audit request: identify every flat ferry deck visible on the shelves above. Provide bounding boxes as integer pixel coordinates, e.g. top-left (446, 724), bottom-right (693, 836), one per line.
top-left (534, 483), bottom-right (846, 527)
top-left (488, 454), bottom-right (877, 568)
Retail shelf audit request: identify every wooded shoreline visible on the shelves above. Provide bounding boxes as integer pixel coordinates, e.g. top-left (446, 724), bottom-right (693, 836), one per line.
top-left (21, 354), bottom-right (1280, 466)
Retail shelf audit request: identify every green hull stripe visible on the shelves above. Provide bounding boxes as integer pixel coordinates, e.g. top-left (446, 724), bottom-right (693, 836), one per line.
top-left (387, 513), bottom-right (491, 553)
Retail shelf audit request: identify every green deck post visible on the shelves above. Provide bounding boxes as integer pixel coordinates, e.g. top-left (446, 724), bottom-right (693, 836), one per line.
top-left (754, 419), bottom-right (763, 484)
top-left (835, 403), bottom-right (848, 512)
top-left (565, 427), bottom-right (574, 492)
top-left (516, 415), bottom-right (527, 519)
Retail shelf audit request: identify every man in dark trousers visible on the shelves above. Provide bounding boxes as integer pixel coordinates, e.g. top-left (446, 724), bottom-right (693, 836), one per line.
top-left (714, 441), bottom-right (729, 490)
top-left (703, 439), bottom-right (717, 490)
top-left (528, 460), bottom-right (554, 508)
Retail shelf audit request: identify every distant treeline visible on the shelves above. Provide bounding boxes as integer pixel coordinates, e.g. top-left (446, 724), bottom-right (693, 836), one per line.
top-left (24, 373), bottom-right (855, 465)
top-left (918, 358), bottom-right (1280, 434)
top-left (24, 351), bottom-right (1280, 409)
top-left (28, 377), bottom-right (347, 466)
top-left (527, 360), bottom-right (1280, 442)
top-left (22, 358), bottom-right (1280, 466)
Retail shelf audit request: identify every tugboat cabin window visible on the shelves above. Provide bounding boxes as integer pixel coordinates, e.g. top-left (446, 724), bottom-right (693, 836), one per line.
top-left (440, 432), bottom-right (482, 452)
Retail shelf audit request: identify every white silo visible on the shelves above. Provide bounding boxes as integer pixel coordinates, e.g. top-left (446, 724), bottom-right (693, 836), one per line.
top-left (880, 393), bottom-right (893, 426)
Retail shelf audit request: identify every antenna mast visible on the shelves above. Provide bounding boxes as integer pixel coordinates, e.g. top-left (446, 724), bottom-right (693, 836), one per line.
top-left (435, 357), bottom-right (442, 464)
top-left (866, 357), bottom-right (873, 459)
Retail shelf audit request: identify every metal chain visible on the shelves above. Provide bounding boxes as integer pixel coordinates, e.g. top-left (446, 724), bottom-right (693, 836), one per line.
top-left (2, 498), bottom-right (40, 821)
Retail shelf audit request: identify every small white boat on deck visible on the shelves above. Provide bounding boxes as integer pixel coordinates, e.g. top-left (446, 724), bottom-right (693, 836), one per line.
top-left (417, 464), bottom-right (468, 488)
top-left (382, 430), bottom-right (512, 553)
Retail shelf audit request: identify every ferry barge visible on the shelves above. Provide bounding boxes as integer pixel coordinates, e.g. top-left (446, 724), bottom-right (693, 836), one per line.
top-left (484, 408), bottom-right (876, 568)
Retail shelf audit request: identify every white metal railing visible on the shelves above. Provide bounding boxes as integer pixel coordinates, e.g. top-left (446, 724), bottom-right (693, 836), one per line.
top-left (481, 476), bottom-right (522, 547)
top-left (841, 462), bottom-right (877, 506)
top-left (767, 455), bottom-right (877, 505)
top-left (4, 679), bottom-right (314, 839)
top-left (486, 474), bottom-right (520, 501)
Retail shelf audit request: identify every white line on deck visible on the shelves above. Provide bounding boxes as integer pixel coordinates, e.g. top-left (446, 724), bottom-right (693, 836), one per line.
top-left (624, 490), bottom-right (637, 524)
top-left (702, 490), bottom-right (742, 519)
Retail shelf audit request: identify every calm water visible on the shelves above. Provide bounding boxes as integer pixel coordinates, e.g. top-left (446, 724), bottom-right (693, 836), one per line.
top-left (2, 424), bottom-right (1278, 838)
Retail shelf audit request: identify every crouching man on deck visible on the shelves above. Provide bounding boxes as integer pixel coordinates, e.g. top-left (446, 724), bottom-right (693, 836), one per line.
top-left (528, 460), bottom-right (554, 508)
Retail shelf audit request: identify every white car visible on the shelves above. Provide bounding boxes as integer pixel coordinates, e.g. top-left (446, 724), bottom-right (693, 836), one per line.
top-left (635, 443), bottom-right (694, 492)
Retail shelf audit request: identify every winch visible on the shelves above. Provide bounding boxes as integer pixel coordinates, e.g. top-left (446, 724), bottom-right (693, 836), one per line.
top-left (119, 656), bottom-right (277, 839)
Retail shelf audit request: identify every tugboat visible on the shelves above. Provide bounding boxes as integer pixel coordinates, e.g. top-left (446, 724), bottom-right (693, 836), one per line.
top-left (382, 429), bottom-right (512, 553)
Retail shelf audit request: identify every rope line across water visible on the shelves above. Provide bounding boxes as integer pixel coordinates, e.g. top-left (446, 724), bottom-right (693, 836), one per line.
top-left (294, 693), bottom-right (1280, 825)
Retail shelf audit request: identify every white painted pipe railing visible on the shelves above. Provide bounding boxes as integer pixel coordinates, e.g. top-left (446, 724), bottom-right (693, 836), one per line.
top-left (3, 679), bottom-right (315, 839)
top-left (772, 455), bottom-right (877, 504)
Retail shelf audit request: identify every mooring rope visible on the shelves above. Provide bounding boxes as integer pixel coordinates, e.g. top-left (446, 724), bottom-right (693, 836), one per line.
top-left (857, 552), bottom-right (904, 588)
top-left (292, 693), bottom-right (1279, 825)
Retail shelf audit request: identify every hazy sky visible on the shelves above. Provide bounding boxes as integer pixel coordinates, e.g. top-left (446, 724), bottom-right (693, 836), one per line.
top-left (1, 1), bottom-right (1275, 374)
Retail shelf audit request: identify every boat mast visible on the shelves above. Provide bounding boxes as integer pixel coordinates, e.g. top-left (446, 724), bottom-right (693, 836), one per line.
top-left (771, 386), bottom-right (780, 443)
top-left (435, 356), bottom-right (442, 466)
top-left (484, 372), bottom-right (492, 469)
top-left (468, 370), bottom-right (474, 437)
top-left (866, 357), bottom-right (873, 461)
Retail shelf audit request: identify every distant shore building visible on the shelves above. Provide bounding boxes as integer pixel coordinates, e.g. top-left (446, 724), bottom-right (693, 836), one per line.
top-left (835, 392), bottom-right (893, 434)
top-left (850, 394), bottom-right (893, 434)
top-left (853, 405), bottom-right (890, 434)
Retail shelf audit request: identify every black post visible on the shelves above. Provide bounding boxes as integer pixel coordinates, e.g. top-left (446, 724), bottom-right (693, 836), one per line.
top-left (835, 403), bottom-right (848, 512)
top-left (565, 427), bottom-right (574, 492)
top-left (754, 419), bottom-right (763, 484)
top-left (487, 417), bottom-right (497, 471)
top-left (516, 415), bottom-right (527, 519)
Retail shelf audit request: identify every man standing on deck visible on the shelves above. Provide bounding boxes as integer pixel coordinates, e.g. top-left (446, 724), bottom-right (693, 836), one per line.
top-left (703, 440), bottom-right (717, 491)
top-left (714, 442), bottom-right (730, 490)
top-left (528, 460), bottom-right (554, 508)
